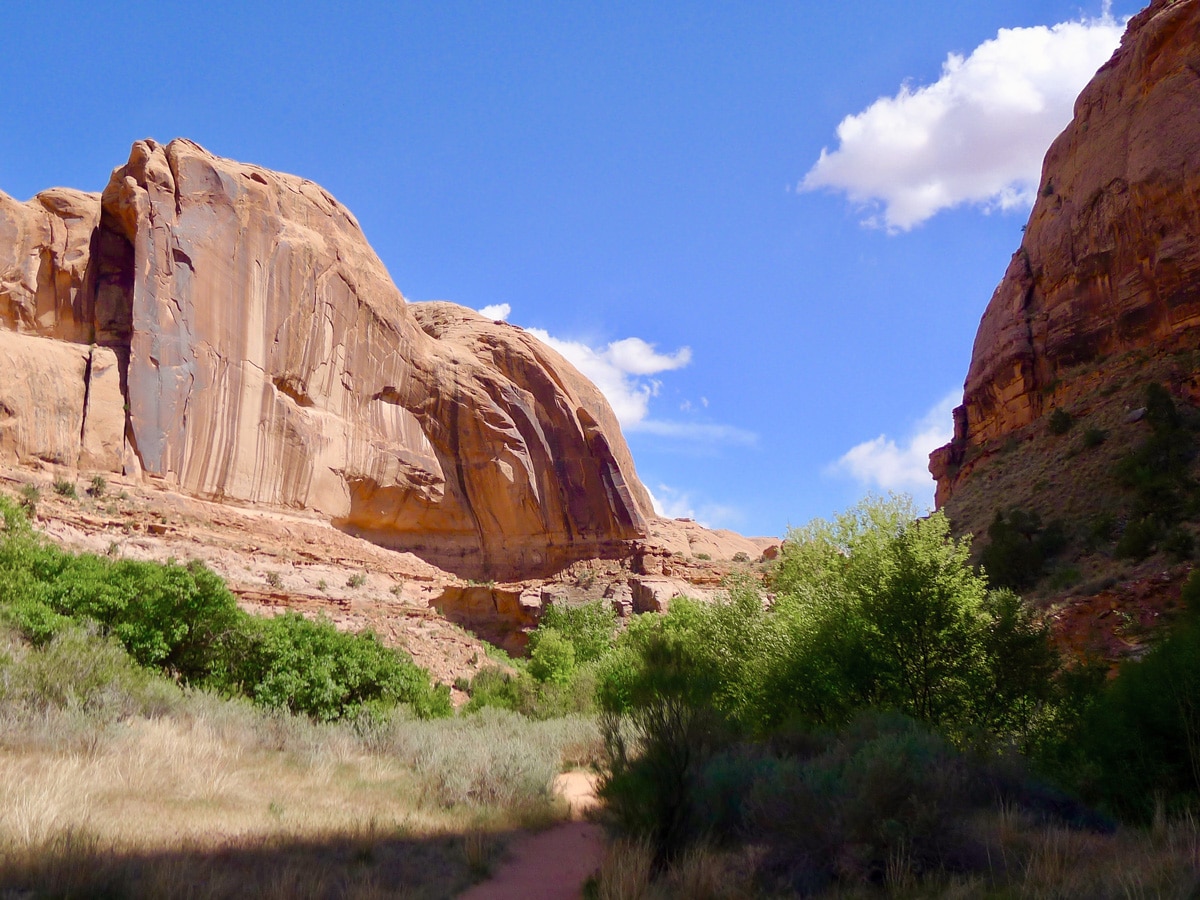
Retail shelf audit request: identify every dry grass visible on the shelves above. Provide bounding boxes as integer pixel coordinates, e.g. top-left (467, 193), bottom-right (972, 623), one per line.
top-left (589, 811), bottom-right (1200, 899)
top-left (0, 675), bottom-right (601, 898)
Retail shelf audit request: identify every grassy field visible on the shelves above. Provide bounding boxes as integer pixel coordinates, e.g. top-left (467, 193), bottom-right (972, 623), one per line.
top-left (0, 623), bottom-right (601, 899)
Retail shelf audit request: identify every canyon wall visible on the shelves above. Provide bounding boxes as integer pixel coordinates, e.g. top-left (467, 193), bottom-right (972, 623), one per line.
top-left (0, 139), bottom-right (655, 578)
top-left (931, 0), bottom-right (1200, 505)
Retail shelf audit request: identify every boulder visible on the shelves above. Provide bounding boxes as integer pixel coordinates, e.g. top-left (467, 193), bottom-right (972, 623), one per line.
top-left (629, 576), bottom-right (696, 614)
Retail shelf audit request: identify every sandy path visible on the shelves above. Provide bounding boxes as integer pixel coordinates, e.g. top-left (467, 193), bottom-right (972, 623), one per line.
top-left (457, 772), bottom-right (604, 900)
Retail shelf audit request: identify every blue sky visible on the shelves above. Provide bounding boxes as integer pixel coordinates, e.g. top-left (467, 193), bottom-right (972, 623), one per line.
top-left (0, 1), bottom-right (1142, 538)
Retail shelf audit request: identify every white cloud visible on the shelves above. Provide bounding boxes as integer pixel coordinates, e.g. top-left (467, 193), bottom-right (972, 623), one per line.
top-left (477, 303), bottom-right (511, 321)
top-left (647, 483), bottom-right (694, 519)
top-left (802, 10), bottom-right (1125, 230)
top-left (525, 328), bottom-right (683, 427)
top-left (524, 323), bottom-right (754, 445)
top-left (828, 392), bottom-right (959, 508)
top-left (646, 483), bottom-right (743, 530)
top-left (635, 419), bottom-right (757, 446)
top-left (605, 337), bottom-right (691, 375)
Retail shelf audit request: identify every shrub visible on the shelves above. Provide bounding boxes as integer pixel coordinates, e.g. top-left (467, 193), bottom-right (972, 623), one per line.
top-left (768, 502), bottom-right (1059, 744)
top-left (1048, 408), bottom-right (1073, 435)
top-left (733, 552), bottom-right (751, 563)
top-left (4, 623), bottom-right (181, 720)
top-left (535, 600), bottom-right (616, 665)
top-left (528, 628), bottom-right (576, 685)
top-left (1182, 569), bottom-right (1200, 616)
top-left (346, 572), bottom-right (366, 588)
top-left (17, 485), bottom-right (39, 519)
top-left (1164, 527), bottom-right (1195, 563)
top-left (219, 612), bottom-right (451, 721)
top-left (1115, 516), bottom-right (1160, 561)
top-left (980, 508), bottom-right (1066, 591)
top-left (52, 478), bottom-right (77, 499)
top-left (87, 476), bottom-right (107, 499)
top-left (0, 497), bottom-right (449, 722)
top-left (599, 630), bottom-right (732, 867)
top-left (1082, 427), bottom-right (1107, 448)
top-left (464, 666), bottom-right (534, 714)
top-left (1115, 383), bottom-right (1197, 525)
top-left (1068, 615), bottom-right (1200, 820)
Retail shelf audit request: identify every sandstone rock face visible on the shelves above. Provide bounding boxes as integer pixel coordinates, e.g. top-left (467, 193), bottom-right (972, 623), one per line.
top-left (0, 188), bottom-right (100, 343)
top-left (0, 332), bottom-right (123, 469)
top-left (931, 0), bottom-right (1200, 505)
top-left (629, 576), bottom-right (696, 614)
top-left (0, 138), bottom-right (654, 578)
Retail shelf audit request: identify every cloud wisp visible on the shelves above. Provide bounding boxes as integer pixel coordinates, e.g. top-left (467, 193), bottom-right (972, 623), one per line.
top-left (802, 9), bottom-right (1125, 230)
top-left (828, 392), bottom-right (959, 508)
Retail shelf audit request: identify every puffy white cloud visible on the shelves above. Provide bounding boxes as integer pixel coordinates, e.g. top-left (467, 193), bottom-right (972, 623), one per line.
top-left (525, 328), bottom-right (680, 427)
top-left (802, 10), bottom-right (1125, 230)
top-left (828, 392), bottom-right (959, 507)
top-left (477, 303), bottom-right (511, 321)
top-left (605, 337), bottom-right (691, 376)
top-left (526, 324), bottom-right (751, 444)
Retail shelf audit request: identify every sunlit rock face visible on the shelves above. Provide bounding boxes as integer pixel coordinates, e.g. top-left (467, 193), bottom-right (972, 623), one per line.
top-left (0, 138), bottom-right (654, 578)
top-left (932, 0), bottom-right (1200, 505)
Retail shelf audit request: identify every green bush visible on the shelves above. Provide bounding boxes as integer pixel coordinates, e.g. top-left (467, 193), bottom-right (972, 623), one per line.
top-left (1048, 408), bottom-right (1073, 435)
top-left (1115, 516), bottom-right (1161, 561)
top-left (18, 484), bottom-right (38, 517)
top-left (979, 508), bottom-right (1066, 591)
top-left (0, 496), bottom-right (449, 722)
top-left (1082, 427), bottom-right (1108, 448)
top-left (52, 478), bottom-right (77, 499)
top-left (3, 623), bottom-right (181, 719)
top-left (1164, 527), bottom-right (1195, 563)
top-left (527, 628), bottom-right (576, 685)
top-left (463, 665), bottom-right (536, 714)
top-left (88, 475), bottom-right (107, 499)
top-left (220, 612), bottom-right (451, 721)
top-left (535, 600), bottom-right (616, 665)
top-left (598, 628), bottom-right (732, 866)
top-left (767, 501), bottom-right (1059, 744)
top-left (1182, 569), bottom-right (1200, 615)
top-left (1115, 383), bottom-right (1197, 525)
top-left (1067, 615), bottom-right (1200, 820)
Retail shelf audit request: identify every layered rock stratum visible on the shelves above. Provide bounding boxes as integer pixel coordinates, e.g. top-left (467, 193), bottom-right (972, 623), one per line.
top-left (1, 139), bottom-right (662, 580)
top-left (932, 0), bottom-right (1200, 505)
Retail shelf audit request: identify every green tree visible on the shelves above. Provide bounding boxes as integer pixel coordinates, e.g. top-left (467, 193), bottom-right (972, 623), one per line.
top-left (767, 496), bottom-right (1059, 743)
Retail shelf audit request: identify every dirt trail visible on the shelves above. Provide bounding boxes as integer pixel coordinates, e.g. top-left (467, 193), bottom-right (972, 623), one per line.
top-left (458, 772), bottom-right (604, 900)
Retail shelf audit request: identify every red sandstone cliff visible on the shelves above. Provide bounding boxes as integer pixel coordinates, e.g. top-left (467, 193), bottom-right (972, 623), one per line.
top-left (0, 139), bottom-right (656, 579)
top-left (931, 0), bottom-right (1200, 506)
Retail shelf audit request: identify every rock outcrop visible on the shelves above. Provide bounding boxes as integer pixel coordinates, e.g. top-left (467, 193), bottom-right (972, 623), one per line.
top-left (931, 0), bottom-right (1200, 506)
top-left (0, 138), bottom-right (655, 578)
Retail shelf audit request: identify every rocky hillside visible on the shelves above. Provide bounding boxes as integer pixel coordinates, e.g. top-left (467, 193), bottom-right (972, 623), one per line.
top-left (931, 0), bottom-right (1200, 656)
